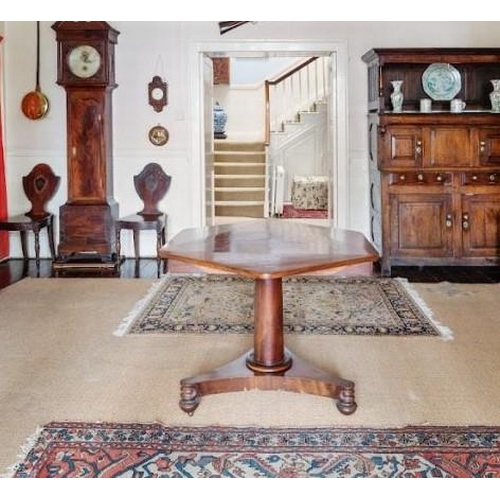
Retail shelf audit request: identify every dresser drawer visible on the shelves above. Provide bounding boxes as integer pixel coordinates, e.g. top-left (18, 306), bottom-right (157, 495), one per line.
top-left (389, 172), bottom-right (451, 185)
top-left (462, 172), bottom-right (500, 185)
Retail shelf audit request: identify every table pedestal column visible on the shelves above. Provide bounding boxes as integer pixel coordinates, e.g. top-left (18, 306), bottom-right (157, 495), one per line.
top-left (246, 278), bottom-right (292, 373)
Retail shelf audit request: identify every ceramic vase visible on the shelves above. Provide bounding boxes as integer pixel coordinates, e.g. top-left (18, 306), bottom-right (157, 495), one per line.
top-left (213, 101), bottom-right (228, 138)
top-left (390, 80), bottom-right (404, 113)
top-left (489, 80), bottom-right (500, 113)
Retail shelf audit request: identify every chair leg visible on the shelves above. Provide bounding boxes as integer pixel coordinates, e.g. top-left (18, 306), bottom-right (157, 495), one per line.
top-left (115, 226), bottom-right (122, 269)
top-left (20, 230), bottom-right (29, 261)
top-left (34, 229), bottom-right (41, 277)
top-left (133, 229), bottom-right (140, 278)
top-left (47, 217), bottom-right (56, 261)
top-left (161, 226), bottom-right (168, 274)
top-left (156, 227), bottom-right (163, 278)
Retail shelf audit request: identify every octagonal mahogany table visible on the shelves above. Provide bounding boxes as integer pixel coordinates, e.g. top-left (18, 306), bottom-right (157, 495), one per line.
top-left (159, 220), bottom-right (378, 416)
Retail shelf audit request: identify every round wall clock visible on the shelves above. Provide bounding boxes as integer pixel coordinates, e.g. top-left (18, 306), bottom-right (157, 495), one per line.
top-left (148, 75), bottom-right (168, 112)
top-left (148, 124), bottom-right (169, 146)
top-left (68, 45), bottom-right (102, 79)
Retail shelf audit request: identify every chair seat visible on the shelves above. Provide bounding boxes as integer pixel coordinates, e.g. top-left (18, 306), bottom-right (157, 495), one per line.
top-left (0, 214), bottom-right (52, 231)
top-left (0, 213), bottom-right (56, 276)
top-left (116, 213), bottom-right (166, 231)
top-left (115, 213), bottom-right (168, 278)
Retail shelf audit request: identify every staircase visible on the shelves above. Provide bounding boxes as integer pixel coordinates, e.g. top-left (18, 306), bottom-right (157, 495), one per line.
top-left (267, 100), bottom-right (328, 215)
top-left (214, 141), bottom-right (267, 218)
top-left (270, 100), bottom-right (327, 148)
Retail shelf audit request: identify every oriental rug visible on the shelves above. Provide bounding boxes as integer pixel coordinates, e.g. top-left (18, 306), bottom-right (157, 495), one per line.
top-left (9, 422), bottom-right (500, 477)
top-left (115, 275), bottom-right (452, 338)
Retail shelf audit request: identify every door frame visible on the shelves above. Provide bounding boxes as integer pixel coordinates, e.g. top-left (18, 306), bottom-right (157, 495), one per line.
top-left (188, 39), bottom-right (349, 228)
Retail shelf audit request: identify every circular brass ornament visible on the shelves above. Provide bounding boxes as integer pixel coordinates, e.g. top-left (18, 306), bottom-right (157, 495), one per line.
top-left (148, 125), bottom-right (169, 146)
top-left (21, 89), bottom-right (50, 120)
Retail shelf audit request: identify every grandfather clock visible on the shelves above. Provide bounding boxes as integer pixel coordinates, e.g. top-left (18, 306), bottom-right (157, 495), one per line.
top-left (52, 21), bottom-right (119, 273)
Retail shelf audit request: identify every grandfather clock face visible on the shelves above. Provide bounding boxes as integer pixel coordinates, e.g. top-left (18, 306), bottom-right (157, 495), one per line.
top-left (67, 45), bottom-right (102, 79)
top-left (52, 21), bottom-right (119, 259)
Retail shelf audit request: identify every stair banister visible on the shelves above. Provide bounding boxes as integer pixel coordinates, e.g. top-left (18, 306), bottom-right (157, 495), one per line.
top-left (265, 56), bottom-right (319, 145)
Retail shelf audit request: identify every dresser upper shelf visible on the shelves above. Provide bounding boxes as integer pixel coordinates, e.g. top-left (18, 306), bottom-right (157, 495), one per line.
top-left (362, 48), bottom-right (500, 113)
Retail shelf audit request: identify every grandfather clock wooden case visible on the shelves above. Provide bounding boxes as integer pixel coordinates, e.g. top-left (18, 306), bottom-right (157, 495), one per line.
top-left (52, 22), bottom-right (119, 272)
top-left (363, 48), bottom-right (500, 274)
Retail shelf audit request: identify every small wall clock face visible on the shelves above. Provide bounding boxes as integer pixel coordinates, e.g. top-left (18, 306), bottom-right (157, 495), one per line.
top-left (68, 45), bottom-right (102, 79)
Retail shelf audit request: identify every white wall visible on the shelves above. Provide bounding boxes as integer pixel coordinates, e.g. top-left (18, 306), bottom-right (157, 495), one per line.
top-left (3, 21), bottom-right (500, 257)
top-left (230, 56), bottom-right (301, 85)
top-left (213, 57), bottom-right (303, 142)
top-left (213, 83), bottom-right (265, 142)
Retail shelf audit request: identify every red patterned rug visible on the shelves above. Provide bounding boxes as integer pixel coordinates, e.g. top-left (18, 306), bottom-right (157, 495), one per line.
top-left (281, 204), bottom-right (328, 219)
top-left (9, 423), bottom-right (500, 477)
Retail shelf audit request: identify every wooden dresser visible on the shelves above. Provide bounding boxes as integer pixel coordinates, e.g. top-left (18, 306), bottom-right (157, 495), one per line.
top-left (362, 48), bottom-right (500, 274)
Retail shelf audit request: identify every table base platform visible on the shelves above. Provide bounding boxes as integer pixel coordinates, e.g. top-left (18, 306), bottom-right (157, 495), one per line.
top-left (179, 348), bottom-right (356, 416)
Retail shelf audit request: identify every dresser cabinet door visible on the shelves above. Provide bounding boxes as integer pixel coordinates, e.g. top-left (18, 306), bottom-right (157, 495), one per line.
top-left (380, 126), bottom-right (422, 169)
top-left (461, 193), bottom-right (500, 257)
top-left (478, 128), bottom-right (500, 166)
top-left (425, 127), bottom-right (474, 168)
top-left (389, 193), bottom-right (453, 258)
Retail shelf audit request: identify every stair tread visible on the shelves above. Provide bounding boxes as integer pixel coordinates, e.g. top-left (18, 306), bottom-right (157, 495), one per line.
top-left (214, 161), bottom-right (266, 168)
top-left (215, 146), bottom-right (265, 153)
top-left (215, 150), bottom-right (264, 154)
top-left (215, 141), bottom-right (265, 147)
top-left (215, 201), bottom-right (265, 206)
top-left (215, 174), bottom-right (266, 178)
top-left (215, 187), bottom-right (266, 192)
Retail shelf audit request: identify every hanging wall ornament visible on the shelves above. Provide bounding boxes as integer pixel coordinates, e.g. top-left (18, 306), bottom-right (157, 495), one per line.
top-left (148, 124), bottom-right (169, 146)
top-left (21, 21), bottom-right (50, 120)
top-left (148, 75), bottom-right (168, 112)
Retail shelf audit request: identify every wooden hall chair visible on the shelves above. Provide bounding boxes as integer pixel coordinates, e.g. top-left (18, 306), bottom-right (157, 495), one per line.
top-left (0, 163), bottom-right (60, 276)
top-left (115, 163), bottom-right (172, 278)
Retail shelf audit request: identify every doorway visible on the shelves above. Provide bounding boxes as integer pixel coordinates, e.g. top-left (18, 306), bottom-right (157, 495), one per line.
top-left (188, 40), bottom-right (349, 229)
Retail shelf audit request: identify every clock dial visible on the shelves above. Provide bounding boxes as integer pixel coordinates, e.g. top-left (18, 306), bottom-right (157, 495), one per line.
top-left (151, 88), bottom-right (164, 100)
top-left (68, 45), bottom-right (101, 79)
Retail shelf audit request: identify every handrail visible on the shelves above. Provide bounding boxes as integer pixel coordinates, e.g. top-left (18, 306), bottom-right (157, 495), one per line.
top-left (267, 56), bottom-right (318, 86)
top-left (265, 57), bottom-right (319, 145)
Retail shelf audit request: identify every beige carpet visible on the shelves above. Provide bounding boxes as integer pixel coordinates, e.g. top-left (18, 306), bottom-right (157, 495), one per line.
top-left (1, 276), bottom-right (499, 474)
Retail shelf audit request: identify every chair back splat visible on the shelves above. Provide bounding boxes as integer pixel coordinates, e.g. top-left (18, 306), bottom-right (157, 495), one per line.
top-left (134, 163), bottom-right (172, 216)
top-left (23, 163), bottom-right (60, 218)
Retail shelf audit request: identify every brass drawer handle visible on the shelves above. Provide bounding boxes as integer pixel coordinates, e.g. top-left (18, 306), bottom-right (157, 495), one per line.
top-left (399, 174), bottom-right (406, 181)
top-left (462, 213), bottom-right (469, 230)
top-left (480, 140), bottom-right (486, 154)
top-left (489, 173), bottom-right (496, 182)
top-left (446, 214), bottom-right (453, 228)
top-left (417, 173), bottom-right (424, 182)
top-left (471, 174), bottom-right (478, 181)
top-left (436, 174), bottom-right (443, 182)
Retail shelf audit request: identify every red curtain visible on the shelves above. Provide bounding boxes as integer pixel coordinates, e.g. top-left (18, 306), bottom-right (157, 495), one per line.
top-left (0, 36), bottom-right (8, 259)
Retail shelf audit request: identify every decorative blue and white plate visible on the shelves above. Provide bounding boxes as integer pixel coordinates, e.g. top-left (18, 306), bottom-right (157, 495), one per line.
top-left (422, 63), bottom-right (461, 101)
